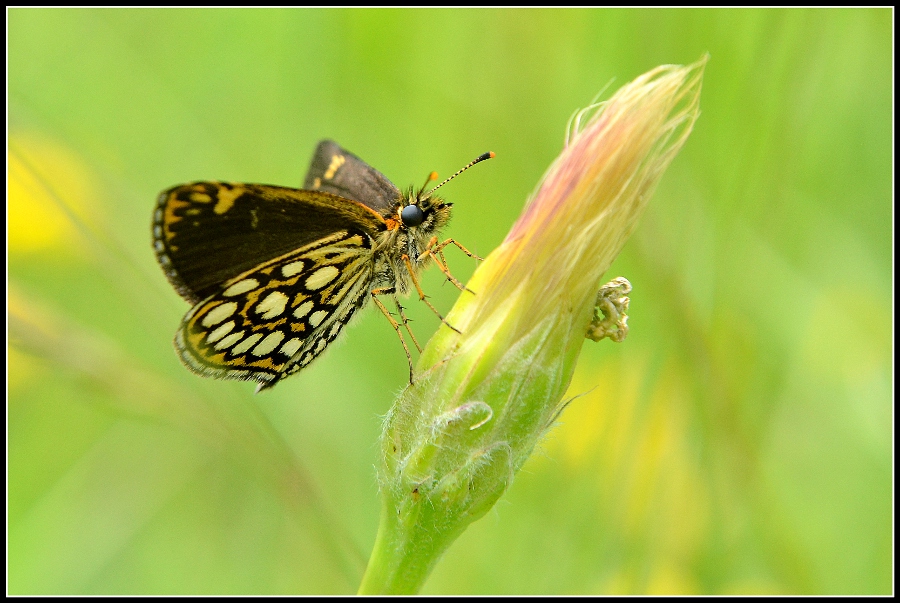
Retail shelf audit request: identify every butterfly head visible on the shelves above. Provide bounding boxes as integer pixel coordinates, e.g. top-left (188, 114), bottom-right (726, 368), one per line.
top-left (395, 185), bottom-right (451, 235)
top-left (393, 151), bottom-right (495, 233)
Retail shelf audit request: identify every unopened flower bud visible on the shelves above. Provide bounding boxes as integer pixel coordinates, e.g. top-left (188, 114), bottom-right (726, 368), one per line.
top-left (360, 56), bottom-right (707, 595)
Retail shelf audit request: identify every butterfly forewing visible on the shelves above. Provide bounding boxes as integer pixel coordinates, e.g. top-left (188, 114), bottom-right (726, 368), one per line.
top-left (175, 229), bottom-right (377, 388)
top-left (154, 182), bottom-right (386, 304)
top-left (303, 139), bottom-right (400, 214)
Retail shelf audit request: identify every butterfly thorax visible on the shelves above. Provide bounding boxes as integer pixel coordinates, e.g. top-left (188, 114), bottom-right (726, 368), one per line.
top-left (373, 189), bottom-right (452, 295)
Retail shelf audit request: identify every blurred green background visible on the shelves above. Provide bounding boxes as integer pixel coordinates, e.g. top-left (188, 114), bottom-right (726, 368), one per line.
top-left (8, 8), bottom-right (892, 595)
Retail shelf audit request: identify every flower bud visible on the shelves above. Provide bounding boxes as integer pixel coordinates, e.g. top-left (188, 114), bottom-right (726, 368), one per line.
top-left (359, 56), bottom-right (707, 594)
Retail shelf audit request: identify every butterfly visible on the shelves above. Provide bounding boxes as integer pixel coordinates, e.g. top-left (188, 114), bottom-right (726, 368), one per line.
top-left (153, 139), bottom-right (493, 391)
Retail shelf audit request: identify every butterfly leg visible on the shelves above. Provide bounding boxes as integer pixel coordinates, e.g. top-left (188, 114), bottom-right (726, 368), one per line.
top-left (418, 237), bottom-right (482, 294)
top-left (371, 287), bottom-right (416, 383)
top-left (393, 297), bottom-right (422, 353)
top-left (431, 237), bottom-right (484, 262)
top-left (401, 254), bottom-right (462, 334)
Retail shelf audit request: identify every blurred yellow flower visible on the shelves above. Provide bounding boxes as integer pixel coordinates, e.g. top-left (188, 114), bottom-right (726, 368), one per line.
top-left (8, 134), bottom-right (98, 255)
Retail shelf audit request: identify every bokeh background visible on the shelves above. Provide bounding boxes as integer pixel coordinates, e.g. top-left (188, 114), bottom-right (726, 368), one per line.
top-left (8, 8), bottom-right (892, 595)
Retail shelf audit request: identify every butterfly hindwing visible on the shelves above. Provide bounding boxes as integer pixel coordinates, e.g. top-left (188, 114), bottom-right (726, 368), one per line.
top-left (174, 229), bottom-right (377, 387)
top-left (303, 139), bottom-right (400, 214)
top-left (154, 182), bottom-right (386, 304)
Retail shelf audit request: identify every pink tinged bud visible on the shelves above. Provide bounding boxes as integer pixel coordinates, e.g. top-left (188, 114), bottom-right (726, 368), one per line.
top-left (363, 57), bottom-right (707, 595)
top-left (445, 57), bottom-right (708, 353)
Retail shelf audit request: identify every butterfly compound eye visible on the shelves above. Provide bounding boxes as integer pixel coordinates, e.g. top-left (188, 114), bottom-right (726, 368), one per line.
top-left (400, 204), bottom-right (425, 227)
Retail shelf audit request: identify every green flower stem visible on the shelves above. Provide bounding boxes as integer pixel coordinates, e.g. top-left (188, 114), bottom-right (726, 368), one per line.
top-left (357, 499), bottom-right (439, 595)
top-left (359, 56), bottom-right (706, 595)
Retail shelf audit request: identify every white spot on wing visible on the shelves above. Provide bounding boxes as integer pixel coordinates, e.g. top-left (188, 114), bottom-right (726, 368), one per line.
top-left (256, 291), bottom-right (289, 319)
top-left (202, 302), bottom-right (238, 327)
top-left (280, 337), bottom-right (303, 357)
top-left (206, 320), bottom-right (235, 343)
top-left (293, 300), bottom-right (314, 319)
top-left (232, 333), bottom-right (263, 355)
top-left (305, 266), bottom-right (340, 290)
top-left (223, 278), bottom-right (259, 297)
top-left (329, 321), bottom-right (343, 337)
top-left (309, 310), bottom-right (328, 328)
top-left (281, 260), bottom-right (306, 278)
top-left (252, 331), bottom-right (285, 356)
top-left (214, 331), bottom-right (245, 351)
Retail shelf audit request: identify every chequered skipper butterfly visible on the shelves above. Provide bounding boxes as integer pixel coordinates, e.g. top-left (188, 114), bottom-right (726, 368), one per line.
top-left (153, 140), bottom-right (493, 391)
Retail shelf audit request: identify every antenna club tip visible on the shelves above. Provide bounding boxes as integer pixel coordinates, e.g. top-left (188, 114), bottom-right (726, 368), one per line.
top-left (488, 151), bottom-right (496, 158)
top-left (428, 149), bottom-right (496, 194)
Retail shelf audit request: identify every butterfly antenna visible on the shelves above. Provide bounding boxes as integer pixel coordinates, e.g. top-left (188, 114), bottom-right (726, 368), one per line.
top-left (418, 171), bottom-right (439, 197)
top-left (427, 151), bottom-right (496, 195)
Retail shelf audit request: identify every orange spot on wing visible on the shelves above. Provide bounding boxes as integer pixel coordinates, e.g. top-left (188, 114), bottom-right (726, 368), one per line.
top-left (249, 357), bottom-right (284, 371)
top-left (163, 194), bottom-right (190, 241)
